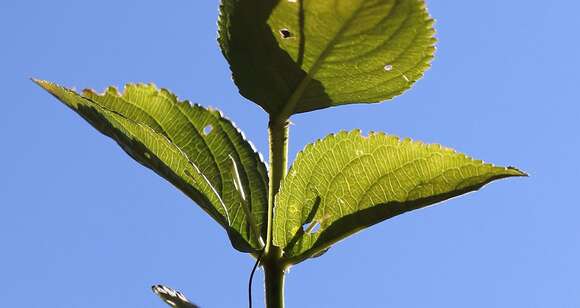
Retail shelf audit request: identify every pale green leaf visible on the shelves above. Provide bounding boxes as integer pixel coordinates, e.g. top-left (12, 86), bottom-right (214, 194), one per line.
top-left (218, 0), bottom-right (435, 117)
top-left (152, 285), bottom-right (200, 308)
top-left (34, 80), bottom-right (268, 253)
top-left (273, 130), bottom-right (526, 263)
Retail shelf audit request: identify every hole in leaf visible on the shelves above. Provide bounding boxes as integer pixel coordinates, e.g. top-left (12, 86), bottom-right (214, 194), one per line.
top-left (310, 223), bottom-right (321, 233)
top-left (279, 28), bottom-right (292, 39)
top-left (384, 64), bottom-right (393, 71)
top-left (203, 124), bottom-right (213, 135)
top-left (302, 221), bottom-right (321, 234)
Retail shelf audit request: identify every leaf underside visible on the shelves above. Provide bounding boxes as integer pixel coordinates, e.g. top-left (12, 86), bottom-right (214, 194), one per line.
top-left (152, 285), bottom-right (200, 308)
top-left (34, 79), bottom-right (268, 253)
top-left (273, 130), bottom-right (526, 264)
top-left (219, 0), bottom-right (435, 117)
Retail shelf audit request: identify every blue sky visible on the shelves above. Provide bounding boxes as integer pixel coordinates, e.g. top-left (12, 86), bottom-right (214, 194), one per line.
top-left (1, 1), bottom-right (578, 307)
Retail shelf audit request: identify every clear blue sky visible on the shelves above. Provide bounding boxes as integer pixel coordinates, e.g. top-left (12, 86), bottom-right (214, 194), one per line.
top-left (1, 1), bottom-right (578, 307)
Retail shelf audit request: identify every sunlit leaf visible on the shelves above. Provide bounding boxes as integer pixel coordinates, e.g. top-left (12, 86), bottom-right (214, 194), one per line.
top-left (35, 80), bottom-right (268, 253)
top-left (219, 0), bottom-right (435, 117)
top-left (273, 130), bottom-right (526, 263)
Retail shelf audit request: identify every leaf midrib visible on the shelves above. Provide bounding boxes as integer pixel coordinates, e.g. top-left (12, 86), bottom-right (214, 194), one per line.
top-left (96, 88), bottom-right (228, 196)
top-left (276, 0), bottom-right (377, 120)
top-left (73, 89), bottom-right (232, 224)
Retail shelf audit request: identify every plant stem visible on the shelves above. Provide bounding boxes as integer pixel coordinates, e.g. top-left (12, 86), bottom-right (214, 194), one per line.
top-left (264, 259), bottom-right (286, 308)
top-left (265, 117), bottom-right (289, 254)
top-left (264, 117), bottom-right (289, 308)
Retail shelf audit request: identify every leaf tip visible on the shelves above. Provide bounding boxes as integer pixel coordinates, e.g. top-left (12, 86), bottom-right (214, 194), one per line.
top-left (506, 166), bottom-right (528, 177)
top-left (31, 77), bottom-right (47, 88)
top-left (32, 78), bottom-right (61, 96)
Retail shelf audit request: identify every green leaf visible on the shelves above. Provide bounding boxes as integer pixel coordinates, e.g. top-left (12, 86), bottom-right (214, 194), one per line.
top-left (34, 79), bottom-right (268, 253)
top-left (152, 285), bottom-right (200, 308)
top-left (273, 130), bottom-right (526, 264)
top-left (218, 0), bottom-right (435, 118)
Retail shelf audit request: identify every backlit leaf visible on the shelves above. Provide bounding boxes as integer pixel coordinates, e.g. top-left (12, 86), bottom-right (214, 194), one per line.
top-left (219, 0), bottom-right (435, 117)
top-left (273, 130), bottom-right (526, 263)
top-left (35, 80), bottom-right (268, 253)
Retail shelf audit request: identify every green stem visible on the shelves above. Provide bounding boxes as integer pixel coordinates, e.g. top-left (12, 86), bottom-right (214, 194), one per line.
top-left (264, 116), bottom-right (289, 308)
top-left (264, 259), bottom-right (286, 308)
top-left (265, 117), bottom-right (289, 255)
